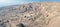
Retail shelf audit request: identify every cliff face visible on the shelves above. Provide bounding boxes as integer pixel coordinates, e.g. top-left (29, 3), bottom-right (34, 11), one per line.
top-left (0, 2), bottom-right (60, 27)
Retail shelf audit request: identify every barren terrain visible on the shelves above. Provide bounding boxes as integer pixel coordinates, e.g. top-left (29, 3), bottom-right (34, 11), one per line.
top-left (0, 2), bottom-right (60, 27)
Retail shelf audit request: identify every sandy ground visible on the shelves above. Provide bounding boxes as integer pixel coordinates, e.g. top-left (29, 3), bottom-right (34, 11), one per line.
top-left (47, 16), bottom-right (60, 27)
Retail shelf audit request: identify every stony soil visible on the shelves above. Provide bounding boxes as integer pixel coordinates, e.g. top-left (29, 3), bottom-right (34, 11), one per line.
top-left (0, 2), bottom-right (60, 27)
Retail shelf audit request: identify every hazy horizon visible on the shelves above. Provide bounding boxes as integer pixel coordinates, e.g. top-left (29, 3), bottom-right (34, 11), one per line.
top-left (0, 0), bottom-right (40, 7)
top-left (0, 0), bottom-right (60, 7)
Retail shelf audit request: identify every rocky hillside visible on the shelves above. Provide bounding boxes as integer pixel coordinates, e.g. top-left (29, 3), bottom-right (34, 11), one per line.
top-left (0, 2), bottom-right (60, 27)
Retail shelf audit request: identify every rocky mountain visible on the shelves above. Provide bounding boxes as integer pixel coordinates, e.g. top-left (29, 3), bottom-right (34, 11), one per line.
top-left (0, 2), bottom-right (60, 27)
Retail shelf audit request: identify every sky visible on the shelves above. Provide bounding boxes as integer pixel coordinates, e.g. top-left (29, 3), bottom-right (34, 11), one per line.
top-left (0, 0), bottom-right (60, 7)
top-left (0, 0), bottom-right (41, 7)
